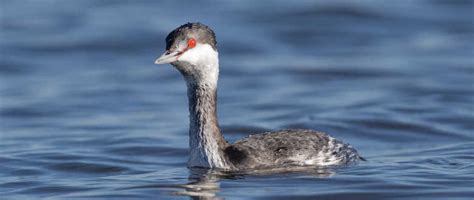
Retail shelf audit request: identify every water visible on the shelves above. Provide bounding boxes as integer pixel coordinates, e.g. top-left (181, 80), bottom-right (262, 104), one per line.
top-left (1, 0), bottom-right (473, 199)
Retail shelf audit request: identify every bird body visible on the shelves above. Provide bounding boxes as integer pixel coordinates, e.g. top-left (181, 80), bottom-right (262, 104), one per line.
top-left (154, 23), bottom-right (362, 170)
top-left (226, 129), bottom-right (360, 169)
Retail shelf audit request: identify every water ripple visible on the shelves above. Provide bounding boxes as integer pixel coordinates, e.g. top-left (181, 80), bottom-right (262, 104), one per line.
top-left (46, 162), bottom-right (128, 174)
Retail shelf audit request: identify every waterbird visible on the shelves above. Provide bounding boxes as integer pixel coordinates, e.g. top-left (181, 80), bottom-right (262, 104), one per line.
top-left (154, 22), bottom-right (362, 170)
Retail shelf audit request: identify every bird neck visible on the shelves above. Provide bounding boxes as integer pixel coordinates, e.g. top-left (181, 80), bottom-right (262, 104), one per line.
top-left (185, 66), bottom-right (229, 169)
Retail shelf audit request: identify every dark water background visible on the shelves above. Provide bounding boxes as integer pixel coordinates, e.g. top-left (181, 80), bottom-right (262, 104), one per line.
top-left (1, 0), bottom-right (474, 199)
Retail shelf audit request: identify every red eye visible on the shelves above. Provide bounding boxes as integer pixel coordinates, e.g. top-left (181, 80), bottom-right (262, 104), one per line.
top-left (187, 38), bottom-right (196, 48)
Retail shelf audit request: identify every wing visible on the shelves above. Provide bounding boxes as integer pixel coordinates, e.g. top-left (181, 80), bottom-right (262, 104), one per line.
top-left (225, 129), bottom-right (358, 169)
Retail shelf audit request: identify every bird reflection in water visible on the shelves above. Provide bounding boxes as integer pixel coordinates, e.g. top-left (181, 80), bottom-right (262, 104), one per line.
top-left (170, 166), bottom-right (337, 199)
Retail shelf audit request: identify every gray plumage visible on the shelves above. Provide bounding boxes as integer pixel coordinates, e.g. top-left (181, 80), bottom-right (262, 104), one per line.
top-left (225, 129), bottom-right (361, 170)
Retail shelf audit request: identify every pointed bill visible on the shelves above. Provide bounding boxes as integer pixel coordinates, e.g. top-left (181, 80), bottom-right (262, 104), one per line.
top-left (154, 51), bottom-right (179, 64)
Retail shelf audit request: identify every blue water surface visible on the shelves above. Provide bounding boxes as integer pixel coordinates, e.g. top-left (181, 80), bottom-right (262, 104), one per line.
top-left (1, 0), bottom-right (473, 199)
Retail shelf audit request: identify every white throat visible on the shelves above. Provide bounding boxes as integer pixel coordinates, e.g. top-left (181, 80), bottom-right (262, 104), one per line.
top-left (173, 44), bottom-right (229, 169)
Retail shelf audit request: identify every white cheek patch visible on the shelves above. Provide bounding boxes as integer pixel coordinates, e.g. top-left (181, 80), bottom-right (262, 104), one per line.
top-left (178, 44), bottom-right (219, 86)
top-left (178, 44), bottom-right (216, 64)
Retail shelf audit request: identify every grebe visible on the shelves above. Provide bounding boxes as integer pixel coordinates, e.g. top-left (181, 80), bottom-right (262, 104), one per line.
top-left (154, 22), bottom-right (362, 170)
